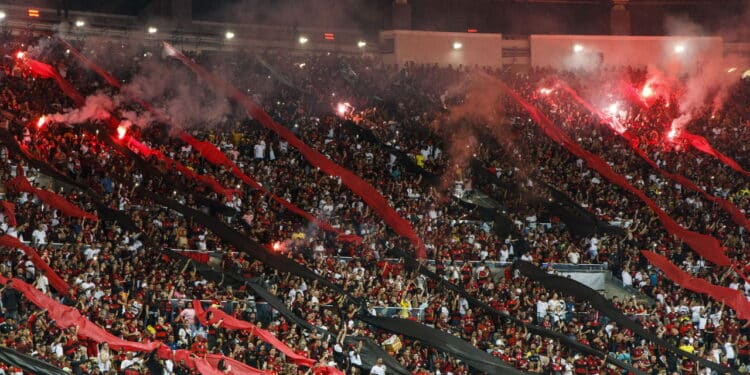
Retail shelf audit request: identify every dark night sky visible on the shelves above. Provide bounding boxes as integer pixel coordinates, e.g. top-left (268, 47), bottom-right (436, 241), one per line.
top-left (6, 0), bottom-right (748, 38)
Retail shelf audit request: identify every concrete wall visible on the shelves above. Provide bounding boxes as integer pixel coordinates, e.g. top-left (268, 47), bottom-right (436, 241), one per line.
top-left (380, 30), bottom-right (503, 68)
top-left (530, 35), bottom-right (723, 73)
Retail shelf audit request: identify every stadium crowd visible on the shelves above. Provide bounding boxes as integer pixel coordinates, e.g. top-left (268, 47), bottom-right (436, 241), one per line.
top-left (0, 32), bottom-right (748, 375)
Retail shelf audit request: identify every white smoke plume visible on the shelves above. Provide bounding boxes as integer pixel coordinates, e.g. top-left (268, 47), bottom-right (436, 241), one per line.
top-left (664, 13), bottom-right (748, 134)
top-left (47, 93), bottom-right (114, 124)
top-left (120, 58), bottom-right (232, 130)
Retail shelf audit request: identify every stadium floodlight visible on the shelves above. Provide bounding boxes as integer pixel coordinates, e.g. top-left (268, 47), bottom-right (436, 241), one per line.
top-left (573, 44), bottom-right (584, 53)
top-left (225, 31), bottom-right (235, 40)
top-left (357, 41), bottom-right (367, 48)
top-left (0, 11), bottom-right (6, 20)
top-left (147, 26), bottom-right (158, 34)
top-left (452, 41), bottom-right (463, 50)
top-left (75, 20), bottom-right (85, 27)
top-left (299, 36), bottom-right (309, 45)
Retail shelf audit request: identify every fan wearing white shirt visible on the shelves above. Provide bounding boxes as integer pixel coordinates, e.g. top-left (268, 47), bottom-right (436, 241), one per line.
top-left (369, 358), bottom-right (386, 375)
top-left (34, 270), bottom-right (49, 295)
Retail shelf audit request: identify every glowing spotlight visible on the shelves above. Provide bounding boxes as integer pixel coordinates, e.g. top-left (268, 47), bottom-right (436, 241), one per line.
top-left (147, 26), bottom-right (158, 34)
top-left (117, 125), bottom-right (127, 140)
top-left (0, 11), bottom-right (6, 20)
top-left (36, 116), bottom-right (46, 128)
top-left (452, 42), bottom-right (463, 50)
top-left (727, 67), bottom-right (737, 73)
top-left (357, 41), bottom-right (367, 48)
top-left (573, 44), bottom-right (584, 53)
top-left (641, 85), bottom-right (654, 98)
top-left (75, 20), bottom-right (85, 27)
top-left (225, 31), bottom-right (235, 40)
top-left (674, 44), bottom-right (685, 54)
top-left (299, 36), bottom-right (308, 45)
top-left (607, 103), bottom-right (619, 116)
top-left (539, 88), bottom-right (552, 95)
top-left (15, 51), bottom-right (24, 59)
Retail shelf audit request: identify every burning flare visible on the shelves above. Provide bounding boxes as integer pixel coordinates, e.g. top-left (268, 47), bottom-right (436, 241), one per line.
top-left (667, 128), bottom-right (678, 140)
top-left (641, 85), bottom-right (654, 98)
top-left (36, 116), bottom-right (46, 128)
top-left (117, 125), bottom-right (127, 139)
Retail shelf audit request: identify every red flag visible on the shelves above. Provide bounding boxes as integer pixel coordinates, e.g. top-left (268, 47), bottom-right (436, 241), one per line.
top-left (0, 201), bottom-right (16, 227)
top-left (5, 176), bottom-right (98, 221)
top-left (179, 133), bottom-right (362, 244)
top-left (193, 300), bottom-right (316, 367)
top-left (0, 235), bottom-right (69, 293)
top-left (682, 133), bottom-right (750, 177)
top-left (642, 251), bottom-right (750, 320)
top-left (499, 80), bottom-right (730, 267)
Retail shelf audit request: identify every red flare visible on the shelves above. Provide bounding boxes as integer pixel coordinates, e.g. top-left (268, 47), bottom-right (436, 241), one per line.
top-left (667, 128), bottom-right (678, 140)
top-left (641, 84), bottom-right (654, 98)
top-left (117, 125), bottom-right (127, 139)
top-left (36, 116), bottom-right (46, 128)
top-left (272, 241), bottom-right (283, 252)
top-left (15, 51), bottom-right (25, 59)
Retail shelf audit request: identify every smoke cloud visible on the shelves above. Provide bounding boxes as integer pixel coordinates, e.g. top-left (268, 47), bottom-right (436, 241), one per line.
top-left (664, 13), bottom-right (748, 134)
top-left (120, 58), bottom-right (232, 130)
top-left (435, 72), bottom-right (527, 194)
top-left (47, 93), bottom-right (114, 124)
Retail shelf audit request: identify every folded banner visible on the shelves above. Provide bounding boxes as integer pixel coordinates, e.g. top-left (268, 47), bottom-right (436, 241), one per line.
top-left (22, 57), bottom-right (85, 107)
top-left (0, 235), bottom-right (69, 294)
top-left (128, 138), bottom-right (239, 200)
top-left (682, 132), bottom-right (750, 178)
top-left (642, 251), bottom-right (750, 321)
top-left (178, 133), bottom-right (361, 244)
top-left (245, 280), bottom-right (411, 375)
top-left (4, 175), bottom-right (99, 221)
top-left (0, 127), bottom-right (139, 233)
top-left (164, 43), bottom-right (425, 259)
top-left (140, 153), bottom-right (523, 374)
top-left (0, 200), bottom-right (16, 227)
top-left (168, 254), bottom-right (409, 374)
top-left (358, 315), bottom-right (524, 375)
top-left (0, 276), bottom-right (264, 375)
top-left (499, 80), bottom-right (730, 266)
top-left (514, 260), bottom-right (736, 375)
top-left (0, 345), bottom-right (69, 375)
top-left (141, 191), bottom-right (359, 307)
top-left (559, 80), bottom-right (750, 232)
top-left (387, 249), bottom-right (643, 375)
top-left (192, 300), bottom-right (318, 368)
top-left (204, 354), bottom-right (273, 375)
top-left (55, 39), bottom-right (362, 245)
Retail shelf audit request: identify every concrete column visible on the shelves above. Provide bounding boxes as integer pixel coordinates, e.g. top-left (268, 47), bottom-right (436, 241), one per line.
top-left (610, 0), bottom-right (631, 35)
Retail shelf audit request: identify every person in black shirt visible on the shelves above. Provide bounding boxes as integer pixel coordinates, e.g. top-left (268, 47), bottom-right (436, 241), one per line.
top-left (1, 283), bottom-right (21, 320)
